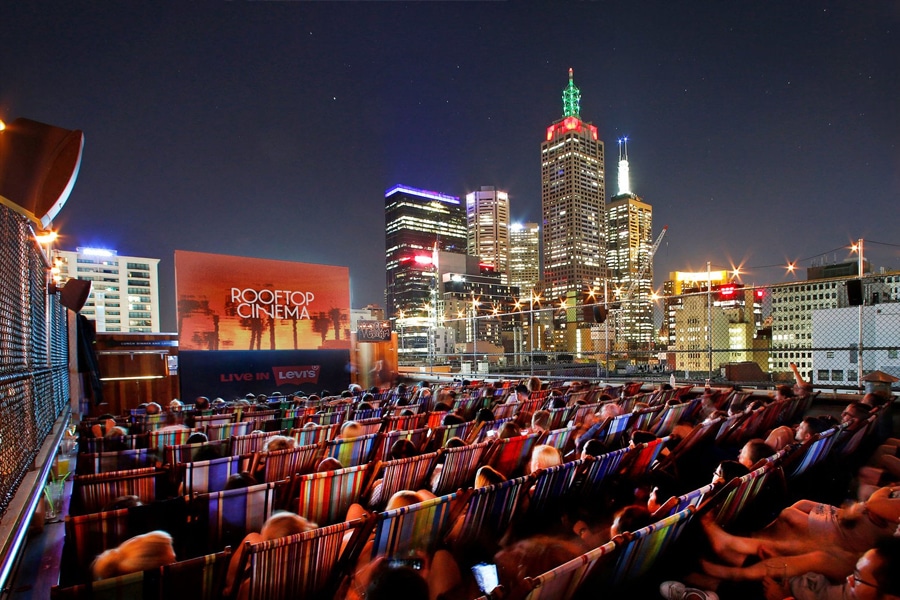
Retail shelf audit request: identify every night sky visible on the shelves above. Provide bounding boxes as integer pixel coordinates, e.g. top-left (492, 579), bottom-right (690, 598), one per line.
top-left (3, 2), bottom-right (898, 332)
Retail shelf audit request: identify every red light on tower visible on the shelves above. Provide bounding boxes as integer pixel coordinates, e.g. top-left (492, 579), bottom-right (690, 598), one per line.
top-left (413, 255), bottom-right (433, 266)
top-left (755, 289), bottom-right (765, 299)
top-left (563, 116), bottom-right (580, 131)
top-left (719, 285), bottom-right (735, 300)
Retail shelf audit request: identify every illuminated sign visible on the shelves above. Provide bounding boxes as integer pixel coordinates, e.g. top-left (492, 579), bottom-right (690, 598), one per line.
top-left (357, 319), bottom-right (392, 342)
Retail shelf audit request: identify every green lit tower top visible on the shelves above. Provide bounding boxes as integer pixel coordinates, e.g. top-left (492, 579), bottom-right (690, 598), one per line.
top-left (562, 67), bottom-right (581, 118)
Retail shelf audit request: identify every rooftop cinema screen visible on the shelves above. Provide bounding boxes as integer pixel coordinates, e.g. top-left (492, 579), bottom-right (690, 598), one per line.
top-left (175, 250), bottom-right (350, 351)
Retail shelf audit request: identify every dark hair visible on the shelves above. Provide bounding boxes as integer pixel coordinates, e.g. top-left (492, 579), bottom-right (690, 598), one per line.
top-left (743, 439), bottom-right (775, 465)
top-left (475, 408), bottom-right (495, 423)
top-left (186, 432), bottom-right (209, 445)
top-left (717, 459), bottom-right (750, 482)
top-left (442, 413), bottom-right (465, 426)
top-left (873, 537), bottom-right (900, 595)
top-left (802, 416), bottom-right (830, 435)
top-left (631, 430), bottom-right (657, 445)
top-left (389, 439), bottom-right (418, 460)
top-left (582, 439), bottom-right (607, 458)
top-left (612, 504), bottom-right (651, 536)
top-left (515, 384), bottom-right (529, 396)
top-left (365, 564), bottom-right (429, 600)
top-left (775, 384), bottom-right (794, 399)
top-left (224, 472), bottom-right (258, 490)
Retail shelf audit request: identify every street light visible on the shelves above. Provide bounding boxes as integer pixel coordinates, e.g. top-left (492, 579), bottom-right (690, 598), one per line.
top-left (471, 295), bottom-right (480, 375)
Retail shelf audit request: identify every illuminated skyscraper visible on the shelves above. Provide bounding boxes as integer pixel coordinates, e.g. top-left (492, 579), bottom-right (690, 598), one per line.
top-left (53, 247), bottom-right (161, 333)
top-left (541, 68), bottom-right (606, 300)
top-left (509, 222), bottom-right (540, 297)
top-left (606, 139), bottom-right (654, 349)
top-left (466, 186), bottom-right (510, 282)
top-left (385, 184), bottom-right (466, 358)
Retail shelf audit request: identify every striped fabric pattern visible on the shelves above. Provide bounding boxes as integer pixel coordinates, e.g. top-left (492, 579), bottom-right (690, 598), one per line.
top-left (372, 452), bottom-right (439, 509)
top-left (303, 410), bottom-right (345, 427)
top-left (371, 491), bottom-right (463, 559)
top-left (64, 508), bottom-right (130, 573)
top-left (430, 441), bottom-right (493, 496)
top-left (542, 426), bottom-right (575, 453)
top-left (650, 401), bottom-right (694, 437)
top-left (382, 413), bottom-right (426, 432)
top-left (290, 423), bottom-right (339, 447)
top-left (598, 413), bottom-right (635, 448)
top-left (72, 467), bottom-right (159, 515)
top-left (580, 447), bottom-right (629, 499)
top-left (76, 449), bottom-right (156, 475)
top-left (487, 433), bottom-right (539, 479)
top-left (785, 427), bottom-right (840, 478)
top-left (618, 436), bottom-right (670, 480)
top-left (148, 429), bottom-right (199, 453)
top-left (260, 443), bottom-right (324, 482)
top-left (231, 432), bottom-right (280, 456)
top-left (294, 463), bottom-right (370, 525)
top-left (163, 439), bottom-right (231, 467)
top-left (243, 518), bottom-right (367, 600)
top-left (522, 540), bottom-right (618, 600)
top-left (183, 455), bottom-right (245, 494)
top-left (203, 482), bottom-right (276, 552)
top-left (453, 475), bottom-right (531, 546)
top-left (159, 549), bottom-right (232, 600)
top-left (610, 508), bottom-right (695, 585)
top-left (372, 427), bottom-right (429, 461)
top-left (79, 433), bottom-right (148, 453)
top-left (205, 421), bottom-right (250, 442)
top-left (325, 433), bottom-right (378, 467)
top-left (546, 406), bottom-right (576, 430)
top-left (528, 459), bottom-right (583, 517)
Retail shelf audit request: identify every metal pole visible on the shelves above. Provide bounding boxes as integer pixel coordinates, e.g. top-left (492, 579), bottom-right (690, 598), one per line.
top-left (707, 261), bottom-right (713, 382)
top-left (857, 238), bottom-right (864, 388)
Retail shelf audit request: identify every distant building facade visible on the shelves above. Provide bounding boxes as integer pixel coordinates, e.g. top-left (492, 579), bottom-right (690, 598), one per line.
top-left (509, 222), bottom-right (540, 298)
top-left (466, 186), bottom-right (510, 283)
top-left (54, 247), bottom-right (161, 333)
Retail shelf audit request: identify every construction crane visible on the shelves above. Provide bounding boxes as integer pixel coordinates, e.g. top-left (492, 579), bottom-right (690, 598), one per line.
top-left (617, 224), bottom-right (668, 305)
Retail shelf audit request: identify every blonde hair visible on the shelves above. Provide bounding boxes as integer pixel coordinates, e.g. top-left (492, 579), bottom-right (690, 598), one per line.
top-left (529, 445), bottom-right (562, 473)
top-left (260, 511), bottom-right (317, 540)
top-left (263, 435), bottom-right (295, 452)
top-left (385, 490), bottom-right (424, 511)
top-left (340, 421), bottom-right (363, 439)
top-left (91, 530), bottom-right (175, 580)
top-left (474, 465), bottom-right (506, 489)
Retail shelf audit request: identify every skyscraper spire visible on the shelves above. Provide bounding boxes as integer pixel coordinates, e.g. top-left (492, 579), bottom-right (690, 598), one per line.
top-left (562, 67), bottom-right (581, 118)
top-left (617, 137), bottom-right (631, 196)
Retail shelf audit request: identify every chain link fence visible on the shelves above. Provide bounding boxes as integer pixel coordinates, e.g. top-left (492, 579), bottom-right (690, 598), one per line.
top-left (408, 276), bottom-right (900, 390)
top-left (0, 202), bottom-right (69, 520)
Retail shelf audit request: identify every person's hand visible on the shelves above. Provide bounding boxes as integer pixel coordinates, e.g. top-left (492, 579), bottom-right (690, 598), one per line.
top-left (761, 575), bottom-right (791, 600)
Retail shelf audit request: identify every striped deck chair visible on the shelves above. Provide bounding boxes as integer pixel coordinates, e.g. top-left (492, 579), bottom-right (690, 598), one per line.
top-left (618, 392), bottom-right (649, 414)
top-left (714, 412), bottom-right (748, 444)
top-left (653, 417), bottom-right (723, 479)
top-left (651, 483), bottom-right (717, 520)
top-left (238, 518), bottom-right (371, 600)
top-left (63, 508), bottom-right (130, 575)
top-left (231, 431), bottom-right (281, 456)
top-left (325, 433), bottom-right (378, 467)
top-left (571, 403), bottom-right (602, 427)
top-left (486, 433), bottom-right (540, 480)
top-left (205, 421), bottom-right (250, 442)
top-left (647, 388), bottom-right (677, 407)
top-left (783, 427), bottom-right (841, 478)
top-left (275, 407), bottom-right (304, 431)
top-left (382, 412), bottom-right (426, 432)
top-left (372, 427), bottom-right (429, 462)
top-left (649, 401), bottom-right (694, 437)
top-left (370, 491), bottom-right (466, 559)
top-left (786, 391), bottom-right (819, 424)
top-left (519, 397), bottom-right (544, 415)
top-left (623, 382), bottom-right (645, 397)
top-left (80, 433), bottom-right (148, 453)
top-left (367, 452), bottom-right (439, 509)
top-left (148, 428), bottom-right (199, 453)
top-left (242, 409), bottom-right (281, 432)
top-left (76, 448), bottom-right (156, 475)
top-left (609, 507), bottom-right (696, 585)
top-left (51, 571), bottom-right (155, 599)
top-left (472, 418), bottom-right (513, 443)
top-left (836, 416), bottom-right (875, 458)
top-left (131, 413), bottom-right (163, 433)
top-left (256, 443), bottom-right (324, 482)
top-left (302, 410), bottom-right (345, 428)
top-left (350, 407), bottom-right (383, 421)
top-left (71, 467), bottom-right (160, 515)
top-left (547, 406), bottom-right (576, 430)
top-left (293, 463), bottom-right (372, 525)
top-left (427, 421), bottom-right (475, 451)
top-left (160, 549), bottom-right (232, 600)
top-left (491, 402), bottom-right (519, 421)
top-left (430, 441), bottom-right (494, 496)
top-left (182, 455), bottom-right (245, 494)
top-left (527, 459), bottom-right (583, 517)
top-left (449, 475), bottom-right (531, 547)
top-left (706, 461), bottom-right (784, 528)
top-left (630, 405), bottom-right (663, 433)
top-left (164, 439), bottom-right (231, 465)
top-left (193, 413), bottom-right (235, 431)
top-left (425, 410), bottom-right (449, 429)
top-left (353, 417), bottom-right (384, 436)
top-left (618, 436), bottom-right (670, 480)
top-left (598, 413), bottom-right (635, 448)
top-left (290, 423), bottom-right (340, 447)
top-left (522, 540), bottom-right (618, 600)
top-left (542, 425), bottom-right (576, 454)
top-left (579, 447), bottom-right (630, 499)
top-left (452, 394), bottom-right (487, 419)
top-left (196, 482), bottom-right (277, 554)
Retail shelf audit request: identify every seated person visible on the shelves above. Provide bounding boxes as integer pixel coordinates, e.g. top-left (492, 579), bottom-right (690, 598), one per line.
top-left (91, 530), bottom-right (176, 580)
top-left (529, 444), bottom-right (562, 475)
top-left (738, 439), bottom-right (776, 469)
top-left (224, 511), bottom-right (318, 598)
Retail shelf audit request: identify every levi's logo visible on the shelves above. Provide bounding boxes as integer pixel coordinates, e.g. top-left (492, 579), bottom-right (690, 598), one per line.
top-left (272, 365), bottom-right (320, 385)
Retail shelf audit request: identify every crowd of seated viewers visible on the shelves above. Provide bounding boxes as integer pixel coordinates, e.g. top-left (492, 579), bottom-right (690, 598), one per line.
top-left (63, 365), bottom-right (900, 600)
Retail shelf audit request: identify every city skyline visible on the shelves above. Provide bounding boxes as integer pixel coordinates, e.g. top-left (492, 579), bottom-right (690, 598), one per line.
top-left (3, 2), bottom-right (897, 331)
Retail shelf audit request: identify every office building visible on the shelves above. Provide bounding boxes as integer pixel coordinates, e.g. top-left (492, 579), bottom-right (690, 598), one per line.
top-left (606, 139), bottom-right (653, 350)
top-left (466, 186), bottom-right (510, 282)
top-left (53, 247), bottom-right (161, 333)
top-left (385, 184), bottom-right (467, 359)
top-left (509, 222), bottom-right (540, 298)
top-left (541, 68), bottom-right (606, 299)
